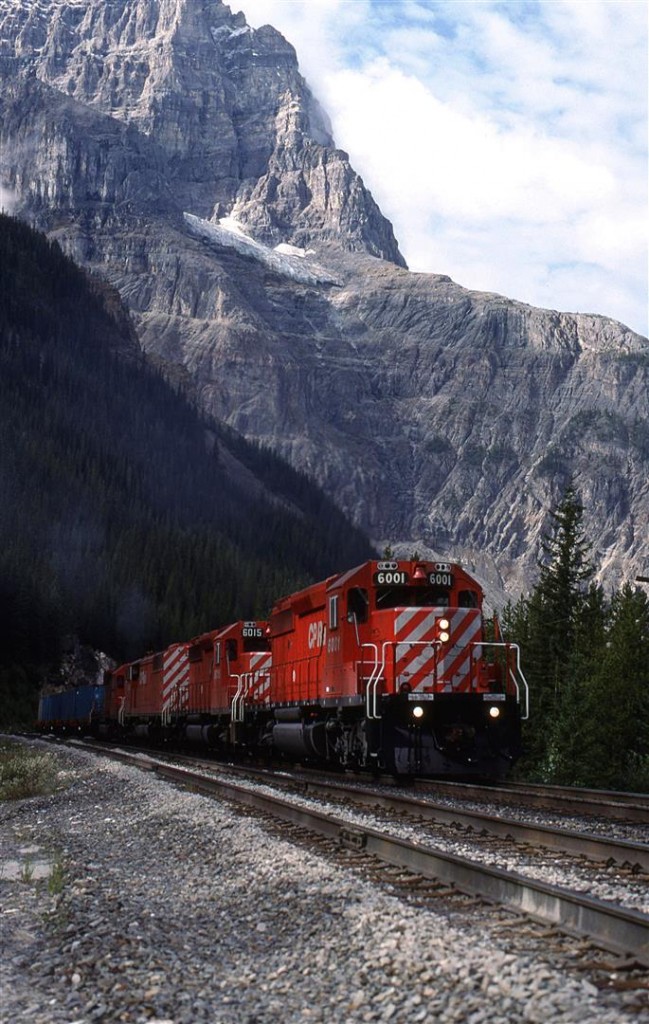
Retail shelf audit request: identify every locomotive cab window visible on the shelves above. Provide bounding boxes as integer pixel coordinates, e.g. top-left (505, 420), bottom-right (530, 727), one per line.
top-left (459, 589), bottom-right (478, 608)
top-left (225, 639), bottom-right (238, 661)
top-left (242, 635), bottom-right (270, 653)
top-left (347, 587), bottom-right (369, 624)
top-left (375, 586), bottom-right (450, 609)
top-left (328, 595), bottom-right (339, 630)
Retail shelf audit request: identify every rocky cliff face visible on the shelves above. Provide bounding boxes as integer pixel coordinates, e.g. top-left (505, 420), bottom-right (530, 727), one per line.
top-left (1, 0), bottom-right (647, 603)
top-left (0, 0), bottom-right (403, 263)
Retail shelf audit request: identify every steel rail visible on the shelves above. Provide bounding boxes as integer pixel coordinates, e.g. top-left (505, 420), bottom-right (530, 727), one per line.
top-left (285, 776), bottom-right (649, 872)
top-left (503, 780), bottom-right (649, 806)
top-left (49, 735), bottom-right (649, 821)
top-left (413, 778), bottom-right (649, 823)
top-left (173, 755), bottom-right (649, 871)
top-left (110, 751), bottom-right (648, 966)
top-left (135, 755), bottom-right (648, 871)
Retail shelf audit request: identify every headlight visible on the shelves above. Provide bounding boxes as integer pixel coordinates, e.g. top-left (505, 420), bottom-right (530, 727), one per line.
top-left (488, 706), bottom-right (501, 719)
top-left (439, 631), bottom-right (450, 643)
top-left (439, 618), bottom-right (450, 630)
top-left (412, 705), bottom-right (424, 719)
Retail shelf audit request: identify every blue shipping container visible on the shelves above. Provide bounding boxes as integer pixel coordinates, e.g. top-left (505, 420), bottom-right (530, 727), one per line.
top-left (38, 685), bottom-right (105, 724)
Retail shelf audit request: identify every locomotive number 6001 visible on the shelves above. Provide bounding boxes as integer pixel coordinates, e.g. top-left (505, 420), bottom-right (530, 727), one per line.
top-left (373, 570), bottom-right (409, 585)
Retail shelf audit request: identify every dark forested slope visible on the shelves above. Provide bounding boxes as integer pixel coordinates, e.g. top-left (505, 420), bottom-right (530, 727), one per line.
top-left (0, 214), bottom-right (374, 719)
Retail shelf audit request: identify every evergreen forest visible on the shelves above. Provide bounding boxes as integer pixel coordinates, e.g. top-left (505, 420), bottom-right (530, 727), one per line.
top-left (503, 486), bottom-right (649, 791)
top-left (0, 214), bottom-right (374, 722)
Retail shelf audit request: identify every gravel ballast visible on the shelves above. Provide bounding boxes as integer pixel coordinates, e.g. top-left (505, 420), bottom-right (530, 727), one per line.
top-left (179, 766), bottom-right (649, 914)
top-left (0, 742), bottom-right (645, 1023)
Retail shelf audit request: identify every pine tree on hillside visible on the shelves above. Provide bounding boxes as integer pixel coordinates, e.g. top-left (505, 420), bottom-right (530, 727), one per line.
top-left (506, 485), bottom-right (595, 774)
top-left (543, 583), bottom-right (608, 783)
top-left (579, 584), bottom-right (649, 789)
top-left (537, 484), bottom-right (594, 655)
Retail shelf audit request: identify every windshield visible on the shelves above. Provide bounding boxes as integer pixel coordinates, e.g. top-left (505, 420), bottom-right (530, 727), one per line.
top-left (375, 586), bottom-right (450, 609)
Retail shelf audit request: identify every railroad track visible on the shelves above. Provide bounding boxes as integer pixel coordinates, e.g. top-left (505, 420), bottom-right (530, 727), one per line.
top-left (235, 769), bottom-right (649, 871)
top-left (71, 739), bottom-right (649, 967)
top-left (116, 749), bottom-right (647, 869)
top-left (505, 779), bottom-right (649, 806)
top-left (414, 777), bottom-right (649, 823)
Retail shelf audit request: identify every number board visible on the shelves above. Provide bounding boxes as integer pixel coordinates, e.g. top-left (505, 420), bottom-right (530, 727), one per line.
top-left (242, 626), bottom-right (263, 638)
top-left (428, 571), bottom-right (454, 587)
top-left (373, 570), bottom-right (410, 586)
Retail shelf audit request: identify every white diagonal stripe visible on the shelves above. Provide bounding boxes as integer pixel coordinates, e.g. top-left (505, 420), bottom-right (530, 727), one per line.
top-left (395, 607), bottom-right (421, 634)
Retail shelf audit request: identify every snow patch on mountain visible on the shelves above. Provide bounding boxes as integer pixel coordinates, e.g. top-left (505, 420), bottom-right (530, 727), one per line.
top-left (210, 25), bottom-right (250, 45)
top-left (275, 242), bottom-right (315, 259)
top-left (183, 213), bottom-right (341, 286)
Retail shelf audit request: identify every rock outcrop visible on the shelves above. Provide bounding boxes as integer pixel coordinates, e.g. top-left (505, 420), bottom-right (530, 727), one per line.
top-left (1, 0), bottom-right (647, 603)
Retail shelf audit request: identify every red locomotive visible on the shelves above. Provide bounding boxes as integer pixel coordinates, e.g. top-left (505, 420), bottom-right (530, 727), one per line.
top-left (38, 559), bottom-right (529, 778)
top-left (266, 559), bottom-right (527, 776)
top-left (104, 620), bottom-right (271, 747)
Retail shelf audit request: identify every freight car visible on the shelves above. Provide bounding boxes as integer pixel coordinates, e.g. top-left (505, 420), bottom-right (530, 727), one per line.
top-left (37, 559), bottom-right (529, 778)
top-left (37, 685), bottom-right (104, 733)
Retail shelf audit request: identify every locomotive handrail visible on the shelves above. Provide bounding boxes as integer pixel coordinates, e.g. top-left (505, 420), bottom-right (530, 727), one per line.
top-left (247, 669), bottom-right (271, 706)
top-left (231, 672), bottom-right (249, 724)
top-left (362, 643), bottom-right (381, 719)
top-left (375, 640), bottom-right (394, 718)
top-left (472, 642), bottom-right (529, 720)
top-left (231, 669), bottom-right (272, 721)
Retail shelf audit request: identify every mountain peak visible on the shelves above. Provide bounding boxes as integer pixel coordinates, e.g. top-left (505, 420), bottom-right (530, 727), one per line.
top-left (0, 0), bottom-right (405, 265)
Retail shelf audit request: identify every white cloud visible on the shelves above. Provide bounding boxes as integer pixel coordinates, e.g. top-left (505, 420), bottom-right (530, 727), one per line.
top-left (0, 185), bottom-right (16, 214)
top-left (236, 0), bottom-right (648, 336)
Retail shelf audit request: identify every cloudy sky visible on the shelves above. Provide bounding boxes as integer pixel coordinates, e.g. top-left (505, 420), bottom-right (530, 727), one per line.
top-left (236, 0), bottom-right (647, 337)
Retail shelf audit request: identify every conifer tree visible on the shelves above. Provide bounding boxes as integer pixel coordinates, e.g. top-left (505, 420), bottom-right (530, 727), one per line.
top-left (541, 487), bottom-right (591, 646)
top-left (507, 485), bottom-right (594, 775)
top-left (579, 584), bottom-right (649, 789)
top-left (544, 583), bottom-right (608, 783)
